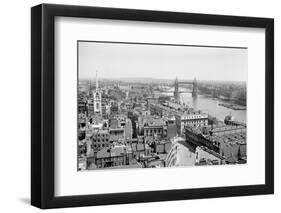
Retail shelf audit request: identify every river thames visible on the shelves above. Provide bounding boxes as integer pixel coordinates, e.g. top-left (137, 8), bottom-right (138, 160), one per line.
top-left (180, 93), bottom-right (246, 123)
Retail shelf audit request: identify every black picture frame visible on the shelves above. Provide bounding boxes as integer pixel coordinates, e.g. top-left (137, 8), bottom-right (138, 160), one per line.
top-left (31, 3), bottom-right (274, 209)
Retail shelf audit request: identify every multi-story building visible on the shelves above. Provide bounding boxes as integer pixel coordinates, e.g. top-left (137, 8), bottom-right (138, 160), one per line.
top-left (207, 132), bottom-right (246, 164)
top-left (124, 119), bottom-right (133, 139)
top-left (131, 143), bottom-right (153, 160)
top-left (143, 121), bottom-right (167, 138)
top-left (78, 98), bottom-right (87, 114)
top-left (87, 145), bottom-right (133, 168)
top-left (153, 140), bottom-right (172, 154)
top-left (144, 123), bottom-right (160, 138)
top-left (78, 112), bottom-right (87, 127)
top-left (88, 129), bottom-right (111, 152)
top-left (109, 128), bottom-right (125, 142)
top-left (110, 102), bottom-right (119, 115)
top-left (175, 111), bottom-right (208, 135)
top-left (107, 116), bottom-right (133, 142)
top-left (78, 113), bottom-right (87, 140)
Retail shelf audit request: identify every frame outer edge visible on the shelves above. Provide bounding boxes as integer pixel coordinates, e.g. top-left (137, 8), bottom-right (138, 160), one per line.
top-left (31, 4), bottom-right (43, 208)
top-left (42, 4), bottom-right (56, 208)
top-left (265, 19), bottom-right (274, 194)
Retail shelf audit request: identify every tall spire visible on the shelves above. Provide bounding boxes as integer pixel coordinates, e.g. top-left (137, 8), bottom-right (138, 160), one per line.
top-left (95, 71), bottom-right (99, 90)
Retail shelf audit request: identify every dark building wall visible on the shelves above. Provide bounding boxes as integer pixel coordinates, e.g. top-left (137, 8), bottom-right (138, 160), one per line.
top-left (185, 128), bottom-right (220, 153)
top-left (91, 132), bottom-right (111, 152)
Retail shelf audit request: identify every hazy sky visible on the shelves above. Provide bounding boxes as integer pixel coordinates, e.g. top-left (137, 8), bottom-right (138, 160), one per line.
top-left (78, 41), bottom-right (247, 82)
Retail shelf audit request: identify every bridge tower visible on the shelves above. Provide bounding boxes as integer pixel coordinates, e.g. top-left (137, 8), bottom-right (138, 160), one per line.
top-left (174, 77), bottom-right (179, 103)
top-left (192, 77), bottom-right (198, 97)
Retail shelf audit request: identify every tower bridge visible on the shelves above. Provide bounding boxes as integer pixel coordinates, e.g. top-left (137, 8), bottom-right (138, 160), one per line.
top-left (158, 77), bottom-right (198, 103)
top-left (174, 77), bottom-right (198, 102)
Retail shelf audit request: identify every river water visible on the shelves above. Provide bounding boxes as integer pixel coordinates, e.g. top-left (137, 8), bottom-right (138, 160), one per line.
top-left (180, 93), bottom-right (247, 123)
top-left (165, 87), bottom-right (247, 123)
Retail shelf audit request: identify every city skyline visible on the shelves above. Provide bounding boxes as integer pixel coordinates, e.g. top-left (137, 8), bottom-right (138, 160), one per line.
top-left (78, 41), bottom-right (248, 82)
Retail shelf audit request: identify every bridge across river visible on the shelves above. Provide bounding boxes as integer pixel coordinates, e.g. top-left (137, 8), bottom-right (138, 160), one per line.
top-left (156, 77), bottom-right (198, 103)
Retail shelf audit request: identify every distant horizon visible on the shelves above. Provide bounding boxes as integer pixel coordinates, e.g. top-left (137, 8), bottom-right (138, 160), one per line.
top-left (79, 76), bottom-right (247, 83)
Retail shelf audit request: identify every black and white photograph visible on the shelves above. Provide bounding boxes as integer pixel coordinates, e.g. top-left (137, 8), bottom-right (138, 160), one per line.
top-left (77, 41), bottom-right (247, 171)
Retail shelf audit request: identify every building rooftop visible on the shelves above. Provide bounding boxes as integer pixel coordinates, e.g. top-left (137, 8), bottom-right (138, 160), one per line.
top-left (96, 145), bottom-right (129, 159)
top-left (206, 132), bottom-right (246, 145)
top-left (210, 125), bottom-right (246, 133)
top-left (185, 125), bottom-right (247, 145)
top-left (144, 121), bottom-right (166, 127)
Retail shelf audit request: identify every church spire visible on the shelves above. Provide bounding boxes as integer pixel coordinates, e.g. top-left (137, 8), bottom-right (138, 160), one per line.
top-left (95, 71), bottom-right (99, 90)
top-left (93, 70), bottom-right (102, 116)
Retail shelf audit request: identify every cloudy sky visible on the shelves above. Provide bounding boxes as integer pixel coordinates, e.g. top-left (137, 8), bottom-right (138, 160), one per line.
top-left (78, 41), bottom-right (247, 82)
